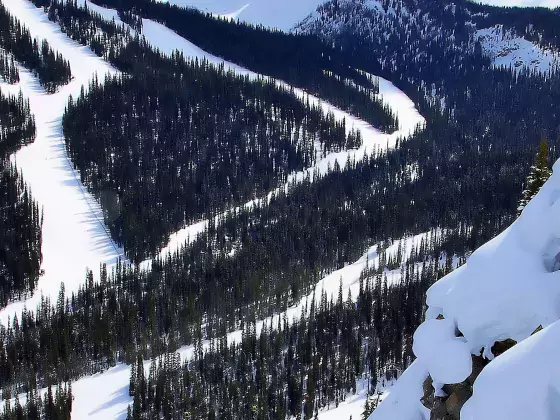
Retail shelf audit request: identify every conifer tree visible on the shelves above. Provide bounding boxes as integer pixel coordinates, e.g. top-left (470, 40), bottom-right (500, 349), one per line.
top-left (361, 397), bottom-right (371, 420)
top-left (518, 138), bottom-right (552, 215)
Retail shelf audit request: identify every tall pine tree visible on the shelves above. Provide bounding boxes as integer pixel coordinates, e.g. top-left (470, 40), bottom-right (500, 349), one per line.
top-left (518, 138), bottom-right (552, 216)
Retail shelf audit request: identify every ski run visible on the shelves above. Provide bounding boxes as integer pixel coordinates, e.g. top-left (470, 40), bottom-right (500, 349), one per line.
top-left (0, 0), bottom-right (425, 418)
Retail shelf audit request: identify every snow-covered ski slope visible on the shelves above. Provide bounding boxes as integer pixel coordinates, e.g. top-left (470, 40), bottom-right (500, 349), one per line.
top-left (370, 161), bottom-right (560, 419)
top-left (0, 0), bottom-right (123, 327)
top-left (0, 2), bottom-right (425, 418)
top-left (6, 231), bottom-right (427, 420)
top-left (141, 71), bottom-right (423, 266)
top-left (155, 0), bottom-right (327, 31)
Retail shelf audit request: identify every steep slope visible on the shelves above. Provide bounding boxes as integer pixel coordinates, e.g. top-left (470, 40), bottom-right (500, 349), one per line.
top-left (371, 159), bottom-right (560, 419)
top-left (0, 0), bottom-right (123, 326)
top-left (155, 0), bottom-right (326, 30)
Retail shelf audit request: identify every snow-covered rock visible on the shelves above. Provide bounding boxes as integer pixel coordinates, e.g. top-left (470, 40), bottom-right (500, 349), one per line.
top-left (462, 320), bottom-right (560, 420)
top-left (413, 319), bottom-right (472, 385)
top-left (371, 159), bottom-right (560, 419)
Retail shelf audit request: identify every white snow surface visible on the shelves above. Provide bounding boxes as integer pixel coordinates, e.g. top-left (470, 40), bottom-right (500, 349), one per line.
top-left (461, 319), bottom-right (560, 420)
top-left (0, 0), bottom-right (123, 327)
top-left (413, 319), bottom-right (472, 385)
top-left (474, 0), bottom-right (560, 7)
top-left (371, 159), bottom-right (560, 420)
top-left (476, 25), bottom-right (560, 73)
top-left (369, 361), bottom-right (429, 420)
top-left (154, 0), bottom-right (326, 31)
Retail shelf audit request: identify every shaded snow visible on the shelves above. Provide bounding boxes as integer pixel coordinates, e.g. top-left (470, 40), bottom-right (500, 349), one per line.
top-left (369, 361), bottom-right (429, 420)
top-left (476, 25), bottom-right (560, 73)
top-left (0, 0), bottom-right (123, 327)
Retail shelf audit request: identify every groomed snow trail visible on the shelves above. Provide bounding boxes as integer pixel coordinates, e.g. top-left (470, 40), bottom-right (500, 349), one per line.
top-left (0, 0), bottom-right (123, 327)
top-left (6, 231), bottom-right (426, 420)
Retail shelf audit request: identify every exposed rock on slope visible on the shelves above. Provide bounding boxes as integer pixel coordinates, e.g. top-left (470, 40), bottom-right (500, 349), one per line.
top-left (371, 160), bottom-right (560, 419)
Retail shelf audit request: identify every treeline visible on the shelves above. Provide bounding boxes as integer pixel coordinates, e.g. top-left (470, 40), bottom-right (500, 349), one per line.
top-left (0, 2), bottom-right (557, 417)
top-left (0, 90), bottom-right (35, 156)
top-left (0, 89), bottom-right (42, 307)
top-left (79, 0), bottom-right (399, 132)
top-left (464, 0), bottom-right (560, 50)
top-left (0, 382), bottom-right (72, 420)
top-left (63, 60), bottom-right (360, 262)
top-left (0, 1), bottom-right (71, 93)
top-left (0, 222), bottom-right (457, 395)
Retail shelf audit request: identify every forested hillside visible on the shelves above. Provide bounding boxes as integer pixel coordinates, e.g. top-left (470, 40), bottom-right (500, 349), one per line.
top-left (63, 62), bottom-right (359, 261)
top-left (0, 88), bottom-right (42, 307)
top-left (84, 0), bottom-right (399, 131)
top-left (25, 0), bottom-right (396, 261)
top-left (0, 2), bottom-right (71, 92)
top-left (0, 0), bottom-right (559, 418)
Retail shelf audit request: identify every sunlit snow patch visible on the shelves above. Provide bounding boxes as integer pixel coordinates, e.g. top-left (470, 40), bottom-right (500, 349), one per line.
top-left (476, 25), bottom-right (560, 73)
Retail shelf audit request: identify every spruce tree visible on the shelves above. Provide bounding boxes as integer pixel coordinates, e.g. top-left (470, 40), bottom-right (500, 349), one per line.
top-left (361, 397), bottom-right (371, 420)
top-left (518, 138), bottom-right (552, 215)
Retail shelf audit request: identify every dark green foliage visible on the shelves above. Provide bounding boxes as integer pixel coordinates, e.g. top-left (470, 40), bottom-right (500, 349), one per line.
top-left (69, 0), bottom-right (399, 131)
top-left (0, 382), bottom-right (72, 420)
top-left (0, 89), bottom-right (35, 156)
top-left (0, 163), bottom-right (43, 307)
top-left (0, 49), bottom-right (18, 84)
top-left (0, 1), bottom-right (71, 93)
top-left (518, 138), bottom-right (552, 215)
top-left (126, 250), bottom-right (441, 420)
top-left (0, 2), bottom-right (559, 418)
top-left (0, 89), bottom-right (42, 307)
top-left (63, 59), bottom-right (359, 262)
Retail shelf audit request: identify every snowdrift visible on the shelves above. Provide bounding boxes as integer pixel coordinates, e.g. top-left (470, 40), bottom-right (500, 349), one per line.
top-left (371, 159), bottom-right (560, 419)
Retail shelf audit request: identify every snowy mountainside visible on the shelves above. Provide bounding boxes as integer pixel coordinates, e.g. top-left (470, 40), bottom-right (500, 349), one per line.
top-left (0, 1), bottom-right (427, 418)
top-left (296, 0), bottom-right (560, 76)
top-left (370, 159), bottom-right (560, 419)
top-left (476, 24), bottom-right (560, 72)
top-left (155, 0), bottom-right (327, 30)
